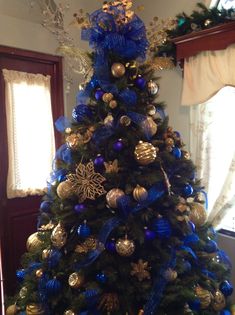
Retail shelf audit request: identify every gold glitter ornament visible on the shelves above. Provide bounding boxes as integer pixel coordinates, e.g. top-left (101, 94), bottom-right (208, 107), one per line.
top-left (115, 235), bottom-right (135, 257)
top-left (42, 248), bottom-right (52, 260)
top-left (102, 92), bottom-right (114, 103)
top-left (109, 99), bottom-right (118, 109)
top-left (66, 133), bottom-right (83, 150)
top-left (120, 115), bottom-right (131, 126)
top-left (111, 63), bottom-right (126, 78)
top-left (211, 290), bottom-right (226, 311)
top-left (140, 116), bottom-right (157, 137)
top-left (151, 57), bottom-right (175, 71)
top-left (56, 181), bottom-right (74, 200)
top-left (98, 293), bottom-right (119, 312)
top-left (133, 185), bottom-right (148, 202)
top-left (104, 159), bottom-right (119, 174)
top-left (147, 80), bottom-right (159, 95)
top-left (6, 304), bottom-right (19, 315)
top-left (104, 113), bottom-right (114, 126)
top-left (131, 259), bottom-right (151, 281)
top-left (26, 232), bottom-right (43, 252)
top-left (75, 236), bottom-right (97, 254)
top-left (134, 141), bottom-right (157, 165)
top-left (195, 286), bottom-right (212, 309)
top-left (68, 272), bottom-right (84, 288)
top-left (51, 222), bottom-right (67, 248)
top-left (163, 268), bottom-right (178, 282)
top-left (35, 269), bottom-right (43, 278)
top-left (189, 202), bottom-right (207, 227)
top-left (26, 303), bottom-right (44, 315)
top-left (19, 286), bottom-right (28, 299)
top-left (67, 162), bottom-right (106, 203)
top-left (64, 311), bottom-right (76, 315)
top-left (106, 188), bottom-right (125, 208)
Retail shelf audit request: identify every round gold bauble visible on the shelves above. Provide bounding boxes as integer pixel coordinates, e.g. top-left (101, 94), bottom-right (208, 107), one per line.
top-left (163, 268), bottom-right (178, 282)
top-left (104, 113), bottom-right (114, 126)
top-left (109, 100), bottom-right (118, 109)
top-left (64, 311), bottom-right (76, 315)
top-left (66, 134), bottom-right (82, 150)
top-left (183, 151), bottom-right (191, 160)
top-left (212, 290), bottom-right (226, 311)
top-left (146, 105), bottom-right (156, 116)
top-left (102, 92), bottom-right (114, 103)
top-left (195, 286), bottom-right (212, 309)
top-left (147, 80), bottom-right (159, 95)
top-left (68, 272), bottom-right (84, 288)
top-left (111, 63), bottom-right (126, 78)
top-left (26, 303), bottom-right (44, 315)
top-left (6, 304), bottom-right (19, 315)
top-left (120, 115), bottom-right (131, 126)
top-left (140, 117), bottom-right (158, 137)
top-left (35, 269), bottom-right (43, 278)
top-left (134, 141), bottom-right (157, 165)
top-left (42, 248), bottom-right (52, 260)
top-left (19, 286), bottom-right (28, 299)
top-left (189, 202), bottom-right (207, 227)
top-left (115, 236), bottom-right (135, 257)
top-left (106, 188), bottom-right (125, 208)
top-left (204, 19), bottom-right (212, 27)
top-left (26, 232), bottom-right (42, 252)
top-left (165, 137), bottom-right (174, 147)
top-left (51, 222), bottom-right (67, 249)
top-left (56, 181), bottom-right (74, 200)
top-left (133, 185), bottom-right (148, 202)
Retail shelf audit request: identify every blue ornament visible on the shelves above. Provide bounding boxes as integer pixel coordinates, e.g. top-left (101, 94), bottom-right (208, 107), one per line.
top-left (189, 299), bottom-right (201, 311)
top-left (188, 221), bottom-right (196, 233)
top-left (182, 261), bottom-right (191, 273)
top-left (220, 310), bottom-right (231, 315)
top-left (135, 77), bottom-right (146, 89)
top-left (205, 239), bottom-right (218, 253)
top-left (28, 262), bottom-right (42, 272)
top-left (77, 222), bottom-right (91, 238)
top-left (16, 269), bottom-right (25, 282)
top-left (94, 154), bottom-right (105, 167)
top-left (113, 139), bottom-right (124, 151)
top-left (105, 240), bottom-right (116, 253)
top-left (96, 272), bottom-right (107, 284)
top-left (90, 78), bottom-right (99, 88)
top-left (145, 229), bottom-right (156, 241)
top-left (47, 250), bottom-right (62, 268)
top-left (72, 104), bottom-right (92, 123)
top-left (183, 184), bottom-right (194, 197)
top-left (152, 218), bottom-right (172, 239)
top-left (46, 278), bottom-right (62, 296)
top-left (120, 89), bottom-right (137, 107)
top-left (178, 17), bottom-right (186, 27)
top-left (95, 89), bottom-right (104, 100)
top-left (74, 203), bottom-right (86, 214)
top-left (40, 201), bottom-right (51, 213)
top-left (219, 280), bottom-right (233, 297)
top-left (172, 147), bottom-right (182, 159)
top-left (184, 233), bottom-right (199, 246)
top-left (57, 172), bottom-right (67, 182)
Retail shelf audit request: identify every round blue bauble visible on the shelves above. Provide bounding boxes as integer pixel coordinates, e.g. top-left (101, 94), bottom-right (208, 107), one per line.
top-left (77, 222), bottom-right (91, 238)
top-left (48, 250), bottom-right (62, 268)
top-left (72, 104), bottom-right (92, 123)
top-left (96, 272), bottom-right (107, 284)
top-left (74, 203), bottom-right (86, 214)
top-left (46, 278), bottom-right (62, 296)
top-left (188, 220), bottom-right (196, 233)
top-left (183, 184), bottom-right (194, 197)
top-left (90, 78), bottom-right (99, 89)
top-left (105, 240), bottom-right (116, 253)
top-left (220, 310), bottom-right (231, 315)
top-left (113, 139), bottom-right (124, 151)
top-left (219, 280), bottom-right (233, 297)
top-left (40, 201), bottom-right (51, 213)
top-left (16, 269), bottom-right (25, 282)
top-left (57, 172), bottom-right (67, 182)
top-left (145, 229), bottom-right (156, 241)
top-left (94, 154), bottom-right (105, 167)
top-left (152, 218), bottom-right (172, 239)
top-left (95, 89), bottom-right (104, 100)
top-left (205, 239), bottom-right (218, 253)
top-left (189, 299), bottom-right (201, 311)
top-left (135, 77), bottom-right (146, 89)
top-left (172, 147), bottom-right (182, 159)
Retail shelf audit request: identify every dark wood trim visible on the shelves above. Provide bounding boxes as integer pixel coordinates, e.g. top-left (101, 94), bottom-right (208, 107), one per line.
top-left (172, 21), bottom-right (235, 61)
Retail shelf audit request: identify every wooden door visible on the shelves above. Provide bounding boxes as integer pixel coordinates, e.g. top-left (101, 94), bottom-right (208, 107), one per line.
top-left (0, 46), bottom-right (64, 309)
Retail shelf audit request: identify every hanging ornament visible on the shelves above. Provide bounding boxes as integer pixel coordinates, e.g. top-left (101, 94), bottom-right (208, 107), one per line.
top-left (26, 232), bottom-right (43, 252)
top-left (189, 202), bottom-right (207, 227)
top-left (102, 92), bottom-right (114, 103)
top-left (40, 200), bottom-right (51, 212)
top-left (204, 19), bottom-right (212, 27)
top-left (56, 181), bottom-right (74, 200)
top-left (99, 293), bottom-right (119, 312)
top-left (46, 278), bottom-right (62, 296)
top-left (195, 285), bottom-right (212, 309)
top-left (115, 235), bottom-right (135, 257)
top-left (6, 304), bottom-right (19, 315)
top-left (42, 248), bottom-right (53, 260)
top-left (125, 60), bottom-right (138, 80)
top-left (64, 311), bottom-right (76, 315)
top-left (66, 133), bottom-right (83, 150)
top-left (133, 185), bottom-right (148, 202)
top-left (152, 217), bottom-right (172, 239)
top-left (172, 147), bottom-right (182, 159)
top-left (26, 303), bottom-right (44, 315)
top-left (205, 239), bottom-right (218, 253)
top-left (113, 139), bottom-right (124, 151)
top-left (35, 269), bottom-right (43, 278)
top-left (105, 239), bottom-right (116, 253)
top-left (95, 89), bottom-right (104, 101)
top-left (67, 162), bottom-right (106, 203)
top-left (77, 221), bottom-right (91, 238)
top-left (39, 221), bottom-right (55, 232)
top-left (120, 115), bottom-right (131, 126)
top-left (111, 62), bottom-right (126, 78)
top-left (109, 99), bottom-right (118, 109)
top-left (68, 272), bottom-right (84, 288)
top-left (104, 113), bottom-right (114, 126)
top-left (144, 228), bottom-right (156, 241)
top-left (19, 286), bottom-right (28, 299)
top-left (94, 154), bottom-right (105, 168)
top-left (140, 116), bottom-right (158, 137)
top-left (138, 310), bottom-right (144, 315)
top-left (72, 104), bottom-right (92, 123)
top-left (135, 76), bottom-right (146, 89)
top-left (165, 137), bottom-right (174, 146)
top-left (104, 159), bottom-right (119, 174)
top-left (183, 184), bottom-right (194, 197)
top-left (220, 280), bottom-right (234, 297)
top-left (75, 236), bottom-right (97, 254)
top-left (74, 203), bottom-right (86, 214)
top-left (96, 272), bottom-right (107, 284)
top-left (16, 269), bottom-right (25, 282)
top-left (183, 151), bottom-right (191, 160)
top-left (212, 290), bottom-right (226, 311)
top-left (146, 105), bottom-right (156, 116)
top-left (51, 222), bottom-right (67, 248)
top-left (131, 259), bottom-right (151, 281)
top-left (106, 188), bottom-right (125, 208)
top-left (134, 141), bottom-right (157, 165)
top-left (163, 268), bottom-right (178, 282)
top-left (147, 80), bottom-right (159, 95)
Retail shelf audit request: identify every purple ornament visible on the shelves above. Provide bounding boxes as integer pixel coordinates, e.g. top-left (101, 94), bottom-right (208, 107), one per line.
top-left (105, 240), bottom-right (116, 253)
top-left (172, 147), bottom-right (182, 159)
top-left (94, 155), bottom-right (105, 167)
top-left (113, 139), bottom-right (124, 151)
top-left (145, 229), bottom-right (156, 241)
top-left (74, 204), bottom-right (86, 214)
top-left (135, 77), bottom-right (146, 89)
top-left (95, 89), bottom-right (104, 100)
top-left (183, 184), bottom-right (193, 197)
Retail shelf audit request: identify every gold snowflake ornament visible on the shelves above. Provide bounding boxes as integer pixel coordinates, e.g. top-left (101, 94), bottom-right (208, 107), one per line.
top-left (67, 161), bottom-right (106, 202)
top-left (131, 259), bottom-right (151, 281)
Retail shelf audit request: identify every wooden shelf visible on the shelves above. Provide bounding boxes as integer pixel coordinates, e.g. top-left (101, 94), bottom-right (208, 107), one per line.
top-left (172, 21), bottom-right (235, 60)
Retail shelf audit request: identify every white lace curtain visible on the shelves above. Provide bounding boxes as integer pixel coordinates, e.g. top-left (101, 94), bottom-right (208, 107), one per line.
top-left (3, 69), bottom-right (55, 199)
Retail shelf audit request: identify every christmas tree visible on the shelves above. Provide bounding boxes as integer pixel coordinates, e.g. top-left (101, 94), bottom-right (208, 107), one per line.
top-left (7, 1), bottom-right (233, 315)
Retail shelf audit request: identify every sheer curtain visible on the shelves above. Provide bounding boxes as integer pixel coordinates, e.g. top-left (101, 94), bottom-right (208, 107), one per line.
top-left (2, 69), bottom-right (55, 199)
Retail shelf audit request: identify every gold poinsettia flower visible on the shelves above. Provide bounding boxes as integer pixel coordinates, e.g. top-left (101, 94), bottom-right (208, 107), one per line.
top-left (131, 259), bottom-right (151, 281)
top-left (67, 161), bottom-right (106, 202)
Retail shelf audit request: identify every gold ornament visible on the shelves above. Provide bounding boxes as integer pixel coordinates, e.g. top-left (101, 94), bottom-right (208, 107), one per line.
top-left (120, 115), bottom-right (131, 126)
top-left (42, 248), bottom-right (52, 260)
top-left (231, 305), bottom-right (235, 315)
top-left (150, 57), bottom-right (175, 71)
top-left (109, 99), bottom-right (118, 109)
top-left (111, 63), bottom-right (126, 78)
top-left (140, 117), bottom-right (158, 137)
top-left (189, 203), bottom-right (207, 227)
top-left (26, 232), bottom-right (43, 252)
top-left (115, 236), bottom-right (135, 257)
top-left (147, 80), bottom-right (159, 95)
top-left (212, 290), bottom-right (226, 311)
top-left (75, 236), bottom-right (97, 254)
top-left (98, 293), bottom-right (119, 312)
top-left (51, 222), bottom-right (67, 248)
top-left (131, 259), bottom-right (151, 281)
top-left (35, 269), bottom-right (43, 278)
top-left (106, 188), bottom-right (125, 208)
top-left (65, 127), bottom-right (72, 134)
top-left (68, 272), bottom-right (84, 288)
top-left (183, 151), bottom-right (191, 160)
top-left (138, 310), bottom-right (144, 315)
top-left (67, 162), bottom-right (106, 203)
top-left (134, 141), bottom-right (157, 165)
top-left (102, 92), bottom-right (114, 103)
top-left (19, 286), bottom-right (28, 299)
top-left (6, 304), bottom-right (19, 315)
top-left (195, 286), bottom-right (212, 309)
top-left (165, 137), bottom-right (174, 146)
top-left (39, 221), bottom-right (55, 231)
top-left (104, 113), bottom-right (114, 126)
top-left (204, 19), bottom-right (212, 27)
top-left (104, 159), bottom-right (119, 174)
top-left (26, 303), bottom-right (44, 315)
top-left (175, 202), bottom-right (188, 214)
top-left (147, 105), bottom-right (156, 116)
top-left (163, 268), bottom-right (178, 282)
top-left (66, 133), bottom-right (83, 150)
top-left (64, 311), bottom-right (76, 315)
top-left (56, 181), bottom-right (74, 200)
top-left (133, 185), bottom-right (148, 202)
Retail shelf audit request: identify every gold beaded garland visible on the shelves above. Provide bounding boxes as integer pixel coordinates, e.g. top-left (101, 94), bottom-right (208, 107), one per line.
top-left (56, 181), bottom-right (74, 200)
top-left (165, 137), bottom-right (174, 146)
top-left (115, 236), bottom-right (135, 256)
top-left (133, 185), bottom-right (148, 202)
top-left (68, 272), bottom-right (84, 288)
top-left (109, 100), bottom-right (118, 109)
top-left (189, 202), bottom-right (207, 227)
top-left (26, 303), bottom-right (44, 315)
top-left (211, 290), bottom-right (226, 311)
top-left (102, 92), bottom-right (114, 103)
top-left (106, 188), bottom-right (125, 208)
top-left (134, 141), bottom-right (157, 165)
top-left (35, 269), bottom-right (43, 278)
top-left (26, 232), bottom-right (43, 252)
top-left (111, 63), bottom-right (126, 78)
top-left (51, 222), bottom-right (67, 248)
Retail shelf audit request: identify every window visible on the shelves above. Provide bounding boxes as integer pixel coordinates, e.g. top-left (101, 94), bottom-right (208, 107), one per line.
top-left (210, 0), bottom-right (235, 9)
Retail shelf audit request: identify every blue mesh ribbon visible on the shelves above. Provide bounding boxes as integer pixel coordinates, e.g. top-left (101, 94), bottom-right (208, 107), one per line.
top-left (55, 144), bottom-right (72, 164)
top-left (127, 111), bottom-right (152, 140)
top-left (179, 245), bottom-right (198, 260)
top-left (92, 126), bottom-right (114, 146)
